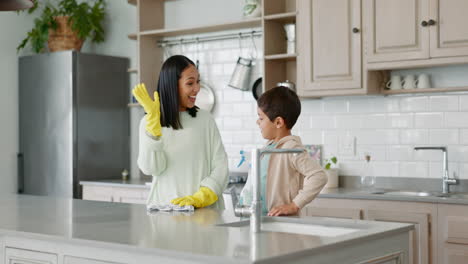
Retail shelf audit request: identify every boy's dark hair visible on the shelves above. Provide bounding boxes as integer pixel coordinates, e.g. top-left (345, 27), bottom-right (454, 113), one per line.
top-left (257, 86), bottom-right (301, 129)
top-left (157, 55), bottom-right (198, 130)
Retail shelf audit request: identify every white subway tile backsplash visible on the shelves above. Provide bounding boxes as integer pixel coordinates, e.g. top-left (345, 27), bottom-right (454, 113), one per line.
top-left (386, 146), bottom-right (413, 161)
top-left (449, 145), bottom-right (468, 162)
top-left (400, 129), bottom-right (429, 145)
top-left (223, 117), bottom-right (243, 130)
top-left (169, 37), bottom-right (468, 181)
top-left (414, 112), bottom-right (444, 128)
top-left (235, 131), bottom-right (255, 144)
top-left (362, 114), bottom-right (387, 129)
top-left (223, 89), bottom-right (244, 102)
top-left (414, 148), bottom-right (445, 162)
top-left (323, 130), bottom-right (339, 145)
top-left (370, 97), bottom-right (400, 113)
top-left (323, 99), bottom-right (348, 113)
top-left (372, 161), bottom-right (399, 177)
top-left (310, 116), bottom-right (335, 129)
top-left (430, 96), bottom-right (459, 111)
top-left (399, 162), bottom-right (429, 178)
top-left (461, 129), bottom-right (468, 144)
top-left (460, 95), bottom-right (468, 111)
top-left (299, 131), bottom-right (323, 145)
top-left (387, 113), bottom-right (414, 128)
top-left (429, 162), bottom-right (459, 179)
top-left (335, 115), bottom-right (363, 129)
top-left (429, 129), bottom-right (459, 145)
top-left (460, 163), bottom-right (468, 179)
top-left (339, 161), bottom-right (365, 176)
top-left (400, 96), bottom-right (429, 112)
top-left (357, 130), bottom-right (400, 145)
top-left (445, 112), bottom-right (468, 128)
top-left (348, 99), bottom-right (372, 113)
top-left (301, 99), bottom-right (323, 113)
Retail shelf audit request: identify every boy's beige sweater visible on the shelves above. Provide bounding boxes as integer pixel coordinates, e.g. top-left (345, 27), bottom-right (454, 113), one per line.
top-left (266, 135), bottom-right (328, 210)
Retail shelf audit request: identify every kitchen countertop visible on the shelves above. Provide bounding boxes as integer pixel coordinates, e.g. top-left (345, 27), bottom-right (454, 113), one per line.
top-left (320, 187), bottom-right (468, 205)
top-left (0, 194), bottom-right (412, 263)
top-left (81, 179), bottom-right (468, 205)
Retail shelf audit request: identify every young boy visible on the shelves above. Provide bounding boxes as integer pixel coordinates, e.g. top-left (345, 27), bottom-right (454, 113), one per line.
top-left (239, 86), bottom-right (327, 216)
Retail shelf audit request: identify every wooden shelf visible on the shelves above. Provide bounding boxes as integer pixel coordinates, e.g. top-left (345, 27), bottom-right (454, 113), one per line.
top-left (128, 33), bottom-right (137, 40)
top-left (127, 68), bottom-right (138, 73)
top-left (127, 0), bottom-right (136, 6)
top-left (264, 12), bottom-right (297, 23)
top-left (139, 18), bottom-right (262, 37)
top-left (264, 53), bottom-right (297, 61)
top-left (381, 86), bottom-right (468, 95)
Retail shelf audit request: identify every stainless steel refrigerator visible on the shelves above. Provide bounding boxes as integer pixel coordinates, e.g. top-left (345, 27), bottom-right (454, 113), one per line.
top-left (18, 51), bottom-right (129, 199)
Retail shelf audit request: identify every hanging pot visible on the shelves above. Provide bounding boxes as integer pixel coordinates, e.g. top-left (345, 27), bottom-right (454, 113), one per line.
top-left (228, 57), bottom-right (252, 91)
top-left (277, 80), bottom-right (296, 92)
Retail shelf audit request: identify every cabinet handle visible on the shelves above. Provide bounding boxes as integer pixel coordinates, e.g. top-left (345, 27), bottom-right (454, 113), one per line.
top-left (428, 19), bottom-right (436, 26)
top-left (352, 27), bottom-right (360, 33)
top-left (421, 20), bottom-right (428, 27)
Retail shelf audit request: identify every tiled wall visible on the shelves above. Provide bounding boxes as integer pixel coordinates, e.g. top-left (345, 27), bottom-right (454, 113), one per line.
top-left (156, 31), bottom-right (468, 181)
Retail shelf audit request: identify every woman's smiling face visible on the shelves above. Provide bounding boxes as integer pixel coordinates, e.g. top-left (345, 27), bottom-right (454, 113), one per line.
top-left (178, 64), bottom-right (200, 111)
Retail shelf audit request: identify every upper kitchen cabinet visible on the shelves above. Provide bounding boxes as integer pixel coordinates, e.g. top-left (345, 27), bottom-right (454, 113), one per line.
top-left (297, 0), bottom-right (380, 97)
top-left (365, 0), bottom-right (468, 69)
top-left (429, 0), bottom-right (468, 58)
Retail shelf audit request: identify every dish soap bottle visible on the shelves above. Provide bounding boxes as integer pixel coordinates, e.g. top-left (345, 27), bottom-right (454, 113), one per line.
top-left (360, 154), bottom-right (375, 188)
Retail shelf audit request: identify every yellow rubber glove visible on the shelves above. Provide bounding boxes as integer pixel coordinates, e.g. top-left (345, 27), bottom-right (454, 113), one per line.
top-left (171, 187), bottom-right (218, 208)
top-left (132, 83), bottom-right (162, 138)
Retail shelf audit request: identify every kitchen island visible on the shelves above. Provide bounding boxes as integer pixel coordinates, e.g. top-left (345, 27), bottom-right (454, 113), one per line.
top-left (0, 194), bottom-right (412, 264)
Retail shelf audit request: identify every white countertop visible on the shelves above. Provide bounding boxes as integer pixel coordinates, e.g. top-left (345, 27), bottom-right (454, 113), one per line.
top-left (0, 194), bottom-right (412, 263)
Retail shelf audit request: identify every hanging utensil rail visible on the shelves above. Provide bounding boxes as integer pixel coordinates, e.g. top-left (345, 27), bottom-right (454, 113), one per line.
top-left (157, 30), bottom-right (262, 47)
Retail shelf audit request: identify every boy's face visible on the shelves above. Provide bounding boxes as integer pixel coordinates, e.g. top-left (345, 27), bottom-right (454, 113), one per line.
top-left (256, 107), bottom-right (277, 140)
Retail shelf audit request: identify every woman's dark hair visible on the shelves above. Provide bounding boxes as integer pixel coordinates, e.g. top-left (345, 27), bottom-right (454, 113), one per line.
top-left (157, 55), bottom-right (198, 129)
top-left (257, 86), bottom-right (301, 129)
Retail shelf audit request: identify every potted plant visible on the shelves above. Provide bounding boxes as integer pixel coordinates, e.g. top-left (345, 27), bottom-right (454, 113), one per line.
top-left (323, 156), bottom-right (339, 189)
top-left (17, 0), bottom-right (106, 53)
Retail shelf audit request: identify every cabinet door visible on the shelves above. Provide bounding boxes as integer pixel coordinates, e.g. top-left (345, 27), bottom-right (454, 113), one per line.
top-left (64, 256), bottom-right (122, 264)
top-left (364, 0), bottom-right (430, 62)
top-left (82, 186), bottom-right (113, 202)
top-left (297, 0), bottom-right (362, 95)
top-left (429, 0), bottom-right (468, 58)
top-left (365, 209), bottom-right (429, 264)
top-left (438, 204), bottom-right (468, 264)
top-left (302, 198), bottom-right (364, 219)
top-left (5, 247), bottom-right (57, 264)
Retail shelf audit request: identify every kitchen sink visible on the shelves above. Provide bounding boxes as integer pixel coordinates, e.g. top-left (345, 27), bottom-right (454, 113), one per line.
top-left (382, 191), bottom-right (436, 197)
top-left (218, 217), bottom-right (360, 237)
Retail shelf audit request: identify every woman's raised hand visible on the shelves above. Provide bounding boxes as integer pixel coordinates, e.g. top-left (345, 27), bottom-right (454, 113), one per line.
top-left (132, 83), bottom-right (162, 137)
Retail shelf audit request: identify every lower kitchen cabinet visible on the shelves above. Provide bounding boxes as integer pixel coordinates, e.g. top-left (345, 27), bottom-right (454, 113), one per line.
top-left (304, 198), bottom-right (437, 264)
top-left (64, 256), bottom-right (122, 264)
top-left (5, 247), bottom-right (57, 264)
top-left (82, 185), bottom-right (149, 205)
top-left (437, 204), bottom-right (468, 264)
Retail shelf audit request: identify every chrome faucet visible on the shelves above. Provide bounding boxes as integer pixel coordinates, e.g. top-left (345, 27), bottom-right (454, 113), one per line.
top-left (233, 148), bottom-right (304, 233)
top-left (414, 146), bottom-right (457, 194)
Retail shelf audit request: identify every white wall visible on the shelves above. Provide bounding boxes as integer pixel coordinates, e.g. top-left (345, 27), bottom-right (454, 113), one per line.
top-left (0, 11), bottom-right (36, 194)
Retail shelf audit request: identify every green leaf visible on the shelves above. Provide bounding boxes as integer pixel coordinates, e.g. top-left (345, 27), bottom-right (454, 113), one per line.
top-left (331, 157), bottom-right (337, 164)
top-left (17, 0), bottom-right (106, 53)
top-left (325, 163), bottom-right (331, 170)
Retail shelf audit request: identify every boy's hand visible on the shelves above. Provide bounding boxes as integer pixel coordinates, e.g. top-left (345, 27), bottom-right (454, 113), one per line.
top-left (267, 202), bottom-right (300, 216)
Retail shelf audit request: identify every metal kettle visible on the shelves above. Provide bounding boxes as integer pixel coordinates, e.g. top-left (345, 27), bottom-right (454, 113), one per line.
top-left (228, 57), bottom-right (252, 91)
top-left (277, 80), bottom-right (296, 92)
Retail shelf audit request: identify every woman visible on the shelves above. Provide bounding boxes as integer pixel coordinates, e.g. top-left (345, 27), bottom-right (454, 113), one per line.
top-left (133, 55), bottom-right (228, 209)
